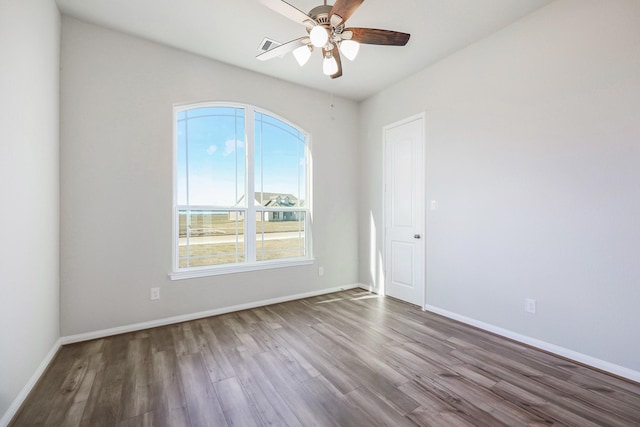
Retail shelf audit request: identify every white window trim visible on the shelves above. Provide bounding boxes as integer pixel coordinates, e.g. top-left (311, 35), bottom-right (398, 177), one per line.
top-left (170, 101), bottom-right (313, 279)
top-left (170, 258), bottom-right (314, 280)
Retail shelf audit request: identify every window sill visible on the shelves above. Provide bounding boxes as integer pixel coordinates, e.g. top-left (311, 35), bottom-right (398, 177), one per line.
top-left (169, 257), bottom-right (314, 280)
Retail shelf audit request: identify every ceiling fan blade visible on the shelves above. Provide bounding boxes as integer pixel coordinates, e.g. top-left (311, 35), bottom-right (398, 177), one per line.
top-left (329, 0), bottom-right (364, 26)
top-left (258, 0), bottom-right (314, 27)
top-left (344, 28), bottom-right (410, 46)
top-left (256, 37), bottom-right (309, 61)
top-left (331, 45), bottom-right (342, 79)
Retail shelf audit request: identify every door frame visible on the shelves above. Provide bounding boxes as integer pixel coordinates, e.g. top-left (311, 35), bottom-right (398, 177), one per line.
top-left (382, 112), bottom-right (426, 308)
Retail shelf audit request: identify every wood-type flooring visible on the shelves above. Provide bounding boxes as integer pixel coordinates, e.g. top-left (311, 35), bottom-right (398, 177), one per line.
top-left (11, 289), bottom-right (640, 426)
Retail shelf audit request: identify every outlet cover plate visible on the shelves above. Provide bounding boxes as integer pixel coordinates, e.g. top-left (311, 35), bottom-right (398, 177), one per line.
top-left (525, 298), bottom-right (536, 314)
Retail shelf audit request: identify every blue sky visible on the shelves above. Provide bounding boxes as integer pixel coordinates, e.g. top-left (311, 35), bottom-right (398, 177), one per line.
top-left (176, 107), bottom-right (306, 207)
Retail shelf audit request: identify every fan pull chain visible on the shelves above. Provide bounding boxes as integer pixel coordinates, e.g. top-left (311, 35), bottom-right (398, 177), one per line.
top-left (329, 91), bottom-right (335, 120)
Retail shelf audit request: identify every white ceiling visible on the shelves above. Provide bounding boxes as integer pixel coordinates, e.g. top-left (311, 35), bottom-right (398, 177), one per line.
top-left (55, 0), bottom-right (553, 101)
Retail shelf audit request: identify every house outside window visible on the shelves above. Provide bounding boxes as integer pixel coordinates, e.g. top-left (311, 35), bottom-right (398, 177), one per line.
top-left (171, 103), bottom-right (311, 279)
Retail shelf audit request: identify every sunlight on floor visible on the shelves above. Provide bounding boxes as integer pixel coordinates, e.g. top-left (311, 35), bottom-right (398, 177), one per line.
top-left (314, 290), bottom-right (383, 305)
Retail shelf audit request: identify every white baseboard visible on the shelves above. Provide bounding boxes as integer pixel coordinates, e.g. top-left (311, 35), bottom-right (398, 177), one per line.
top-left (61, 284), bottom-right (360, 345)
top-left (358, 283), bottom-right (377, 293)
top-left (424, 304), bottom-right (640, 383)
top-left (1, 338), bottom-right (62, 427)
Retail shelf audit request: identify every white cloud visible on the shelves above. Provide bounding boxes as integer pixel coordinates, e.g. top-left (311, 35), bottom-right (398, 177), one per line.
top-left (224, 139), bottom-right (245, 156)
top-left (206, 145), bottom-right (218, 155)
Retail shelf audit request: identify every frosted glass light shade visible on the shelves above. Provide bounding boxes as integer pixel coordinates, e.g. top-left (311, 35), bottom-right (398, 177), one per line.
top-left (322, 55), bottom-right (338, 75)
top-left (310, 26), bottom-right (329, 48)
top-left (293, 45), bottom-right (312, 66)
top-left (340, 40), bottom-right (360, 61)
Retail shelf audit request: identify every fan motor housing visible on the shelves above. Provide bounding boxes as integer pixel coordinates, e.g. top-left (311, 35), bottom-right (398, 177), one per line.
top-left (308, 4), bottom-right (332, 24)
top-left (308, 4), bottom-right (344, 35)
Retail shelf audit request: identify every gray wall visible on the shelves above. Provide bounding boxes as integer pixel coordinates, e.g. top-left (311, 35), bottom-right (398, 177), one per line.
top-left (59, 17), bottom-right (359, 336)
top-left (359, 0), bottom-right (640, 372)
top-left (0, 0), bottom-right (60, 420)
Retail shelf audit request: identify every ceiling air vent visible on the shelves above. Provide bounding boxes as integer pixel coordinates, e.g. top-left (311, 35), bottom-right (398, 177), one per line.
top-left (258, 37), bottom-right (281, 54)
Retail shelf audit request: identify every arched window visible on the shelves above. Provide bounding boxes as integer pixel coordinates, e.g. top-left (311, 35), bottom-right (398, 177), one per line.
top-left (172, 103), bottom-right (311, 278)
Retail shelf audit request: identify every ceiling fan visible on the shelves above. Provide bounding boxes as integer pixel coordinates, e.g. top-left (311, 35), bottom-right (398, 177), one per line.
top-left (256, 0), bottom-right (410, 79)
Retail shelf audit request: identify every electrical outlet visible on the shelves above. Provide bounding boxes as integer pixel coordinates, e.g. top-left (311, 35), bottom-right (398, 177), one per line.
top-left (525, 298), bottom-right (536, 314)
top-left (150, 287), bottom-right (160, 300)
top-left (318, 266), bottom-right (324, 277)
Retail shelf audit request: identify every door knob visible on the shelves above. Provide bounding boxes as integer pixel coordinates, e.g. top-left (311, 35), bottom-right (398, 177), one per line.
top-left (414, 234), bottom-right (421, 239)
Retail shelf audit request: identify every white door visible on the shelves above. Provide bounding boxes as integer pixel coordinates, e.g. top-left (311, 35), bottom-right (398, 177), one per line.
top-left (384, 114), bottom-right (425, 306)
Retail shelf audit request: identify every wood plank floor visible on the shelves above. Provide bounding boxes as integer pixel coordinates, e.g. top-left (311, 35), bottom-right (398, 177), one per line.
top-left (11, 289), bottom-right (640, 426)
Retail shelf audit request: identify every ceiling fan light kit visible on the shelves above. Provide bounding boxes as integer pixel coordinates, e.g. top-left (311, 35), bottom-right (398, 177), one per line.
top-left (339, 39), bottom-right (359, 61)
top-left (257, 0), bottom-right (410, 79)
top-left (322, 53), bottom-right (339, 75)
top-left (292, 44), bottom-right (313, 66)
top-left (310, 25), bottom-right (329, 47)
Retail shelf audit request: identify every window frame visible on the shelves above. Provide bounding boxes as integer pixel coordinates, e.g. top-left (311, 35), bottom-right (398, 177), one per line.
top-left (171, 102), bottom-right (313, 280)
